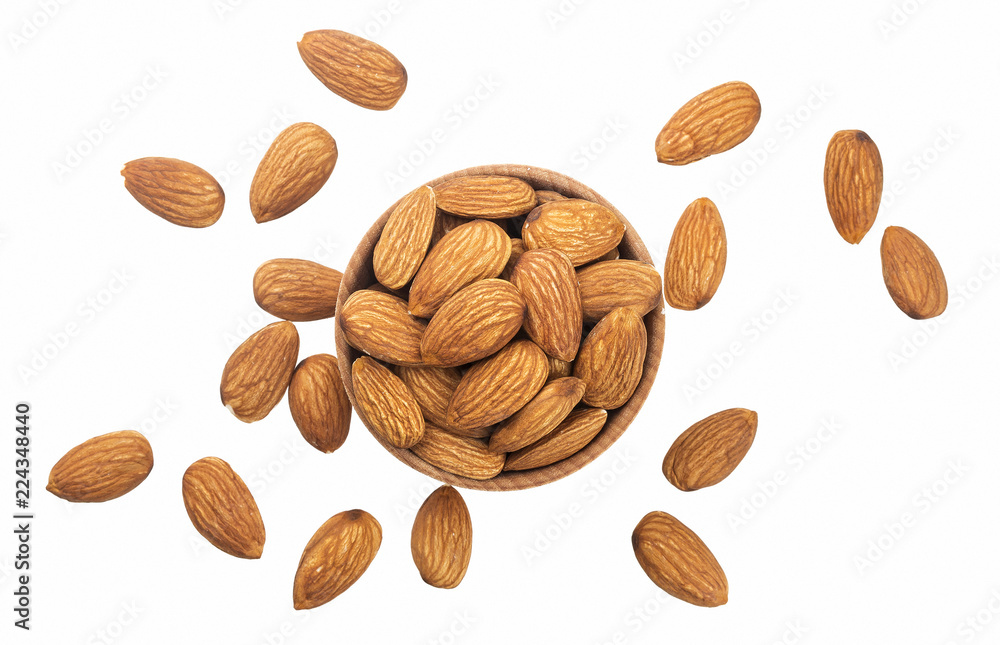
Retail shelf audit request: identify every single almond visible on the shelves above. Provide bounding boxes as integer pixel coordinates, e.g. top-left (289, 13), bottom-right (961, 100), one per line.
top-left (339, 290), bottom-right (427, 366)
top-left (297, 30), bottom-right (407, 110)
top-left (253, 258), bottom-right (343, 322)
top-left (662, 408), bottom-right (757, 491)
top-left (489, 377), bottom-right (586, 453)
top-left (121, 157), bottom-right (224, 228)
top-left (293, 509), bottom-right (382, 610)
top-left (573, 308), bottom-right (646, 410)
top-left (824, 130), bottom-right (883, 244)
top-left (352, 357), bottom-right (425, 449)
top-left (411, 424), bottom-right (506, 480)
top-left (504, 408), bottom-right (607, 471)
top-left (221, 321), bottom-right (299, 422)
top-left (288, 354), bottom-right (352, 453)
top-left (632, 511), bottom-right (728, 607)
top-left (577, 259), bottom-right (663, 323)
top-left (510, 248), bottom-right (583, 361)
top-left (522, 199), bottom-right (625, 266)
top-left (434, 175), bottom-right (536, 219)
top-left (880, 226), bottom-right (948, 319)
top-left (46, 430), bottom-right (153, 503)
top-left (664, 197), bottom-right (727, 310)
top-left (396, 366), bottom-right (492, 439)
top-left (182, 457), bottom-right (265, 559)
top-left (655, 81), bottom-right (761, 165)
top-left (421, 279), bottom-right (525, 367)
top-left (534, 189), bottom-right (568, 204)
top-left (411, 486), bottom-right (473, 588)
top-left (250, 122), bottom-right (337, 223)
top-left (374, 185), bottom-right (437, 289)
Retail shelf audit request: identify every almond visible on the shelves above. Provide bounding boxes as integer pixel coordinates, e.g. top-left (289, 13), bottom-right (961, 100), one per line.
top-left (573, 308), bottom-right (646, 409)
top-left (662, 408), bottom-right (757, 491)
top-left (411, 424), bottom-right (506, 480)
top-left (221, 321), bottom-right (299, 422)
top-left (546, 355), bottom-right (573, 381)
top-left (411, 486), bottom-right (473, 588)
top-left (373, 185), bottom-right (436, 289)
top-left (250, 122), bottom-right (337, 223)
top-left (824, 130), bottom-right (883, 244)
top-left (293, 510), bottom-right (382, 610)
top-left (253, 259), bottom-right (343, 322)
top-left (499, 237), bottom-right (527, 281)
top-left (632, 511), bottom-right (728, 607)
top-left (446, 340), bottom-right (549, 430)
top-left (339, 290), bottom-right (427, 366)
top-left (510, 248), bottom-right (583, 361)
top-left (434, 175), bottom-right (536, 219)
top-left (351, 357), bottom-right (425, 449)
top-left (655, 81), bottom-right (761, 165)
top-left (288, 354), bottom-right (351, 454)
top-left (522, 199), bottom-right (625, 266)
top-left (121, 157), bottom-right (224, 228)
top-left (182, 457), bottom-right (265, 559)
top-left (430, 209), bottom-right (468, 247)
top-left (408, 220), bottom-right (512, 317)
top-left (396, 366), bottom-right (492, 439)
top-left (46, 430), bottom-right (153, 503)
top-left (880, 226), bottom-right (948, 319)
top-left (297, 30), bottom-right (407, 110)
top-left (489, 377), bottom-right (586, 453)
top-left (420, 279), bottom-right (525, 367)
top-left (577, 260), bottom-right (663, 323)
top-left (664, 197), bottom-right (727, 310)
top-left (504, 408), bottom-right (607, 471)
top-left (534, 189), bottom-right (568, 204)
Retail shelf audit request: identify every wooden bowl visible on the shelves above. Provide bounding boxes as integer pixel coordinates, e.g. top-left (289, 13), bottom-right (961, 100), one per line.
top-left (335, 164), bottom-right (665, 491)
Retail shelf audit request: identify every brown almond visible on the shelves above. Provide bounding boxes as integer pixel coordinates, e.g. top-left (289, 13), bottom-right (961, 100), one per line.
top-left (546, 355), bottom-right (573, 381)
top-left (46, 430), bottom-right (153, 503)
top-left (573, 308), bottom-right (646, 410)
top-left (534, 189), bottom-right (568, 204)
top-left (411, 486), bottom-right (473, 588)
top-left (374, 185), bottom-right (437, 289)
top-left (489, 377), bottom-right (586, 453)
top-left (632, 511), bottom-right (728, 607)
top-left (339, 290), bottom-right (427, 366)
top-left (182, 457), bottom-right (265, 559)
top-left (655, 81), bottom-right (761, 165)
top-left (288, 354), bottom-right (351, 453)
top-left (293, 510), bottom-right (382, 610)
top-left (662, 408), bottom-right (757, 491)
top-left (250, 122), bottom-right (337, 223)
top-left (824, 130), bottom-right (883, 244)
top-left (499, 237), bottom-right (527, 282)
top-left (430, 210), bottom-right (469, 247)
top-left (664, 197), bottom-right (727, 310)
top-left (577, 259), bottom-right (663, 323)
top-left (880, 226), bottom-right (948, 319)
top-left (352, 357), bottom-right (425, 449)
top-left (434, 175), bottom-right (536, 219)
top-left (411, 424), bottom-right (506, 480)
top-left (253, 258), bottom-right (343, 322)
top-left (522, 199), bottom-right (625, 266)
top-left (396, 366), bottom-right (492, 439)
top-left (121, 157), bottom-right (224, 228)
top-left (298, 30), bottom-right (406, 110)
top-left (504, 408), bottom-right (607, 471)
top-left (510, 248), bottom-right (583, 361)
top-left (220, 321), bottom-right (299, 422)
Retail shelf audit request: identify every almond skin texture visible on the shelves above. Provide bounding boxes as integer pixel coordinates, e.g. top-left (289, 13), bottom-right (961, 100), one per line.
top-left (297, 30), bottom-right (407, 111)
top-left (221, 322), bottom-right (299, 422)
top-left (408, 220), bottom-right (512, 317)
top-left (662, 408), bottom-right (758, 491)
top-left (352, 357), bottom-right (425, 449)
top-left (121, 157), bottom-right (224, 228)
top-left (340, 290), bottom-right (427, 366)
top-left (546, 356), bottom-right (573, 381)
top-left (421, 279), bottom-right (525, 367)
top-left (411, 486), bottom-right (473, 588)
top-left (655, 81), bottom-right (761, 165)
top-left (411, 424), bottom-right (506, 480)
top-left (47, 430), bottom-right (153, 503)
top-left (446, 340), bottom-right (549, 430)
top-left (573, 308), bottom-right (646, 410)
top-left (499, 238), bottom-right (527, 282)
top-left (534, 190), bottom-right (568, 204)
top-left (577, 260), bottom-right (663, 323)
top-left (510, 248), bottom-right (583, 362)
top-left (250, 122), bottom-right (337, 223)
top-left (288, 354), bottom-right (352, 453)
top-left (293, 510), bottom-right (382, 610)
top-left (632, 511), bottom-right (728, 607)
top-left (374, 186), bottom-right (437, 289)
top-left (430, 210), bottom-right (469, 247)
top-left (522, 199), bottom-right (625, 266)
top-left (505, 408), bottom-right (608, 471)
top-left (434, 175), bottom-right (536, 219)
top-left (182, 457), bottom-right (265, 559)
top-left (664, 197), bottom-right (727, 310)
top-left (824, 130), bottom-right (883, 244)
top-left (489, 377), bottom-right (586, 453)
top-left (253, 259), bottom-right (343, 322)
top-left (396, 366), bottom-right (492, 439)
top-left (880, 226), bottom-right (948, 319)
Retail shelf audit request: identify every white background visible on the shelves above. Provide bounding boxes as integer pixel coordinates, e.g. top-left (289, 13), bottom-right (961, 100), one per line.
top-left (3, 1), bottom-right (999, 643)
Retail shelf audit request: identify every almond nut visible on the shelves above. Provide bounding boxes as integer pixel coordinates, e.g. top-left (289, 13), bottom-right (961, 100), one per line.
top-left (662, 408), bottom-right (757, 491)
top-left (220, 321), bottom-right (299, 422)
top-left (47, 430), bottom-right (153, 503)
top-left (182, 456), bottom-right (265, 559)
top-left (121, 157), bottom-right (224, 228)
top-left (250, 122), bottom-right (337, 223)
top-left (655, 81), bottom-right (761, 165)
top-left (293, 509), bottom-right (382, 610)
top-left (411, 486), bottom-right (473, 588)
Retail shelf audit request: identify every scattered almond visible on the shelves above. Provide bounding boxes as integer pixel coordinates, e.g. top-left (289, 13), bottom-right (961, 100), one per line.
top-left (880, 225), bottom-right (948, 319)
top-left (411, 486), bottom-right (473, 588)
top-left (824, 130), bottom-right (883, 244)
top-left (655, 81), bottom-right (761, 165)
top-left (47, 430), bottom-right (153, 503)
top-left (662, 408), bottom-right (757, 491)
top-left (288, 354), bottom-right (352, 453)
top-left (293, 509), bottom-right (382, 610)
top-left (221, 321), bottom-right (299, 422)
top-left (182, 457), bottom-right (265, 559)
top-left (297, 30), bottom-right (407, 110)
top-left (121, 157), bottom-right (224, 228)
top-left (664, 197), bottom-right (727, 310)
top-left (253, 258), bottom-right (343, 322)
top-left (250, 122), bottom-right (337, 223)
